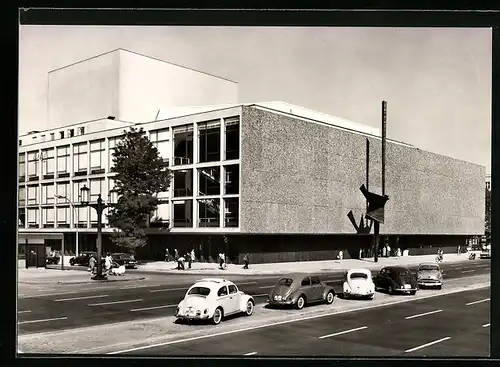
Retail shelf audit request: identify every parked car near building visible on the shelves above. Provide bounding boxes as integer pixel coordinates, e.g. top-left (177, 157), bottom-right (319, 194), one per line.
top-left (45, 254), bottom-right (60, 265)
top-left (480, 245), bottom-right (491, 259)
top-left (416, 262), bottom-right (443, 289)
top-left (70, 251), bottom-right (103, 266)
top-left (267, 273), bottom-right (335, 309)
top-left (374, 266), bottom-right (418, 295)
top-left (175, 278), bottom-right (255, 325)
top-left (342, 268), bottom-right (375, 299)
top-left (111, 253), bottom-right (138, 269)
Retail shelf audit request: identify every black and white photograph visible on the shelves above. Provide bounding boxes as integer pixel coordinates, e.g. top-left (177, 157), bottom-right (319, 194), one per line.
top-left (16, 13), bottom-right (492, 358)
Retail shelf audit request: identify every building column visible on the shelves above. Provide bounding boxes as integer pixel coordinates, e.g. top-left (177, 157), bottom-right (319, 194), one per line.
top-left (192, 123), bottom-right (198, 229)
top-left (219, 117), bottom-right (225, 228)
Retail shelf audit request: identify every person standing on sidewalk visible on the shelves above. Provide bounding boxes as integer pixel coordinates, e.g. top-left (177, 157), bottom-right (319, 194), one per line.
top-left (187, 252), bottom-right (192, 269)
top-left (243, 253), bottom-right (249, 269)
top-left (165, 248), bottom-right (170, 262)
top-left (88, 255), bottom-right (96, 273)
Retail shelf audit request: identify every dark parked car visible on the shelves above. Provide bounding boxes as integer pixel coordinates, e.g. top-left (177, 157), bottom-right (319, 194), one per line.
top-left (374, 266), bottom-right (418, 295)
top-left (70, 251), bottom-right (100, 266)
top-left (111, 253), bottom-right (138, 269)
top-left (46, 254), bottom-right (60, 265)
top-left (267, 274), bottom-right (335, 309)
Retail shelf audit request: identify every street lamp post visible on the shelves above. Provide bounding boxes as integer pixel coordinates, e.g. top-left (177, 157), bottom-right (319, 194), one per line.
top-left (79, 185), bottom-right (117, 281)
top-left (55, 195), bottom-right (79, 260)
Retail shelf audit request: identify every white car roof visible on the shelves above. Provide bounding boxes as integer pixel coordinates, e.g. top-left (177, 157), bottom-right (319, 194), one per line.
top-left (347, 268), bottom-right (372, 275)
top-left (190, 278), bottom-right (234, 290)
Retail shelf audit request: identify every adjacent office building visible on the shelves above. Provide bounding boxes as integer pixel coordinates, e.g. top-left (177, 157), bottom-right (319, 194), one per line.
top-left (18, 49), bottom-right (486, 263)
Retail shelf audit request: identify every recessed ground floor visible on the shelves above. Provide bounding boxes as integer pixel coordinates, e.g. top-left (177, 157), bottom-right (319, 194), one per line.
top-left (18, 232), bottom-right (480, 264)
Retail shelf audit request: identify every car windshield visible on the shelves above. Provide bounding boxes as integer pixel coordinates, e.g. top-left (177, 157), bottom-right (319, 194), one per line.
top-left (350, 272), bottom-right (368, 279)
top-left (419, 265), bottom-right (439, 271)
top-left (187, 287), bottom-right (211, 296)
top-left (278, 278), bottom-right (293, 286)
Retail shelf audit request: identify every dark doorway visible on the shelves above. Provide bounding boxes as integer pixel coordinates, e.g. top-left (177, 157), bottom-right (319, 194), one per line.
top-left (25, 244), bottom-right (46, 268)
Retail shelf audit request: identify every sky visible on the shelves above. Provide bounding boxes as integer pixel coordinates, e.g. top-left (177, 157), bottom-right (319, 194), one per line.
top-left (19, 26), bottom-right (491, 174)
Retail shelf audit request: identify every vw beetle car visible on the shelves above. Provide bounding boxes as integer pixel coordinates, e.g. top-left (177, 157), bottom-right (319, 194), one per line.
top-left (416, 262), bottom-right (443, 289)
top-left (267, 274), bottom-right (335, 309)
top-left (111, 253), bottom-right (138, 269)
top-left (342, 268), bottom-right (375, 299)
top-left (175, 278), bottom-right (255, 325)
top-left (374, 266), bottom-right (418, 295)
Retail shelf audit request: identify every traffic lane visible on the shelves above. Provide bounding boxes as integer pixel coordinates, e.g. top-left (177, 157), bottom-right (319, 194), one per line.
top-left (17, 261), bottom-right (489, 334)
top-left (128, 287), bottom-right (490, 357)
top-left (17, 258), bottom-right (488, 298)
top-left (16, 278), bottom-right (291, 334)
top-left (18, 258), bottom-right (487, 300)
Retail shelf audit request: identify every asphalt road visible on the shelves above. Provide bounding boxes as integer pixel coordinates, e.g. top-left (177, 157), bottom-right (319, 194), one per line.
top-left (17, 259), bottom-right (490, 335)
top-left (121, 287), bottom-right (490, 357)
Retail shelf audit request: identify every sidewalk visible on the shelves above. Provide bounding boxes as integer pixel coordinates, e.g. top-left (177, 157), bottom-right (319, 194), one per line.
top-left (138, 253), bottom-right (471, 276)
top-left (18, 263), bottom-right (146, 285)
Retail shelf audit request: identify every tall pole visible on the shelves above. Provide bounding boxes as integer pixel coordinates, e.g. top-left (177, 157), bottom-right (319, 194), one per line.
top-left (382, 101), bottom-right (387, 196)
top-left (93, 194), bottom-right (105, 280)
top-left (374, 101), bottom-right (387, 263)
top-left (366, 138), bottom-right (370, 212)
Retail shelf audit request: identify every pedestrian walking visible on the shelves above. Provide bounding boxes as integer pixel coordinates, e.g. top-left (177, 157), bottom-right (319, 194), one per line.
top-left (187, 252), bottom-right (192, 269)
top-left (337, 250), bottom-right (343, 260)
top-left (387, 245), bottom-right (391, 257)
top-left (219, 252), bottom-right (225, 270)
top-left (382, 246), bottom-right (387, 258)
top-left (191, 249), bottom-right (196, 263)
top-left (243, 253), bottom-right (249, 269)
top-left (174, 249), bottom-right (179, 261)
top-left (177, 256), bottom-right (185, 270)
top-left (88, 255), bottom-right (96, 273)
top-left (165, 248), bottom-right (170, 262)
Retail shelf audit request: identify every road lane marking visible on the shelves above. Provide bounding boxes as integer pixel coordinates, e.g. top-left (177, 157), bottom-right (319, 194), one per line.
top-left (318, 326), bottom-right (368, 339)
top-left (18, 316), bottom-right (68, 324)
top-left (149, 287), bottom-right (189, 293)
top-left (405, 309), bottom-right (443, 320)
top-left (405, 337), bottom-right (451, 353)
top-left (119, 284), bottom-right (166, 290)
top-left (130, 304), bottom-right (177, 312)
top-left (55, 295), bottom-right (109, 302)
top-left (482, 323), bottom-right (490, 327)
top-left (105, 284), bottom-right (490, 355)
top-left (18, 310), bottom-right (31, 314)
top-left (461, 270), bottom-right (475, 274)
top-left (18, 291), bottom-right (79, 298)
top-left (466, 298), bottom-right (490, 306)
top-left (89, 299), bottom-right (143, 306)
top-left (259, 286), bottom-right (274, 289)
top-left (244, 352), bottom-right (258, 356)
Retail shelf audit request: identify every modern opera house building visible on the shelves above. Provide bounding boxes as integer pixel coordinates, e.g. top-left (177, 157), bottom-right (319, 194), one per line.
top-left (18, 49), bottom-right (485, 263)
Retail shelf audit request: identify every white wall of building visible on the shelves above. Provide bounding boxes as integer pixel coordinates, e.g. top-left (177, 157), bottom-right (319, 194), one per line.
top-left (48, 51), bottom-right (120, 130)
top-left (118, 50), bottom-right (239, 123)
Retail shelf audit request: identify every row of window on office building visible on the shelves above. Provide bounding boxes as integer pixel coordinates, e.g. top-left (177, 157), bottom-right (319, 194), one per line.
top-left (18, 117), bottom-right (240, 180)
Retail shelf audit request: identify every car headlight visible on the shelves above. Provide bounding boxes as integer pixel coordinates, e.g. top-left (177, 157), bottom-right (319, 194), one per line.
top-left (204, 308), bottom-right (208, 314)
top-left (417, 275), bottom-right (422, 280)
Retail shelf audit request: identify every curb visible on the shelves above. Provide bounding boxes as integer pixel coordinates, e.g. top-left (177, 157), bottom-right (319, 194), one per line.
top-left (137, 259), bottom-right (468, 276)
top-left (56, 277), bottom-right (146, 284)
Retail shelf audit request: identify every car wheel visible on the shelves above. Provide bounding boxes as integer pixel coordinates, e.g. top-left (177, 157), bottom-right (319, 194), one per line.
top-left (245, 300), bottom-right (255, 316)
top-left (296, 295), bottom-right (306, 310)
top-left (325, 291), bottom-right (335, 304)
top-left (437, 285), bottom-right (442, 290)
top-left (388, 285), bottom-right (394, 295)
top-left (212, 307), bottom-right (223, 325)
top-left (410, 290), bottom-right (417, 295)
top-left (366, 295), bottom-right (374, 300)
top-left (70, 259), bottom-right (75, 266)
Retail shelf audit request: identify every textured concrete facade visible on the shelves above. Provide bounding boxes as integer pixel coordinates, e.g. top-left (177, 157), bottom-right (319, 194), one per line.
top-left (240, 106), bottom-right (485, 236)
